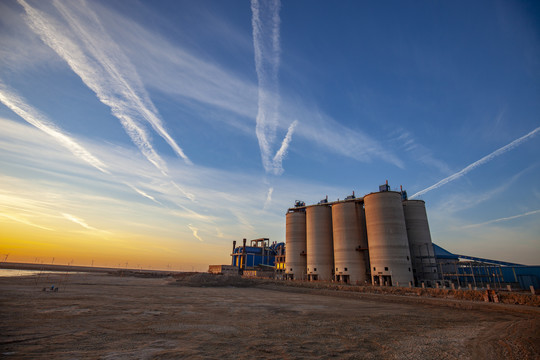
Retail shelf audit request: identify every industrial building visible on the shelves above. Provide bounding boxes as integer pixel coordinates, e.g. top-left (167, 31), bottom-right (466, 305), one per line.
top-left (210, 181), bottom-right (539, 290)
top-left (229, 238), bottom-right (285, 277)
top-left (433, 244), bottom-right (540, 290)
top-left (286, 182), bottom-right (439, 286)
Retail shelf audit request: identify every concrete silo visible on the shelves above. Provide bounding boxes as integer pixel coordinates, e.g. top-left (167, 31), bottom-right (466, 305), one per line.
top-left (285, 209), bottom-right (307, 280)
top-left (332, 201), bottom-right (369, 284)
top-left (306, 204), bottom-right (333, 281)
top-left (402, 200), bottom-right (439, 285)
top-left (364, 191), bottom-right (414, 286)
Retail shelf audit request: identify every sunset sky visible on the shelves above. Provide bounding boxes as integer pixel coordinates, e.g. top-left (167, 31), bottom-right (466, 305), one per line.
top-left (1, 0), bottom-right (539, 270)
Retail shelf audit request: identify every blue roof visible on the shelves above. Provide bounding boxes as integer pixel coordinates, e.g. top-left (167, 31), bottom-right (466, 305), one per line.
top-left (433, 243), bottom-right (460, 260)
top-left (453, 254), bottom-right (524, 267)
top-left (433, 243), bottom-right (526, 266)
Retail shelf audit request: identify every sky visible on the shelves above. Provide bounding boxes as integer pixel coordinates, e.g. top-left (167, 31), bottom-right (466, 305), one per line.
top-left (0, 0), bottom-right (539, 270)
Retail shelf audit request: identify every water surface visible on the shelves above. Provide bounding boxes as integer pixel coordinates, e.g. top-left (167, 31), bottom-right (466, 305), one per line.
top-left (0, 269), bottom-right (73, 277)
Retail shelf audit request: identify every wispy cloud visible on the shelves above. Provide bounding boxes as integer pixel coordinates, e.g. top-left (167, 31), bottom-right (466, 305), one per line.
top-left (62, 212), bottom-right (96, 230)
top-left (263, 187), bottom-right (274, 209)
top-left (0, 1), bottom-right (59, 73)
top-left (1, 116), bottom-right (356, 248)
top-left (171, 181), bottom-right (196, 202)
top-left (431, 166), bottom-right (533, 215)
top-left (393, 130), bottom-right (450, 174)
top-left (215, 227), bottom-right (225, 238)
top-left (411, 126), bottom-right (540, 198)
top-left (18, 0), bottom-right (191, 176)
top-left (0, 85), bottom-right (184, 210)
top-left (188, 224), bottom-right (203, 242)
top-left (0, 213), bottom-right (53, 231)
top-left (0, 117), bottom-right (211, 231)
top-left (0, 81), bottom-right (109, 174)
top-left (124, 183), bottom-right (161, 205)
top-left (461, 209), bottom-right (540, 229)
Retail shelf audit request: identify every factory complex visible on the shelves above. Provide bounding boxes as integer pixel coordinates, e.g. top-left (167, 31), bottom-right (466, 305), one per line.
top-left (209, 182), bottom-right (539, 291)
top-left (286, 182), bottom-right (438, 287)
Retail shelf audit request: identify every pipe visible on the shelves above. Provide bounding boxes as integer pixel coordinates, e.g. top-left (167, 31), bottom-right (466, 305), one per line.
top-left (470, 262), bottom-right (477, 287)
top-left (231, 240), bottom-right (237, 266)
top-left (242, 238), bottom-right (247, 272)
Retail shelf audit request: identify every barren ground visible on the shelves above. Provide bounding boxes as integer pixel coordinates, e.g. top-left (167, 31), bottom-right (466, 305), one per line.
top-left (1, 273), bottom-right (539, 359)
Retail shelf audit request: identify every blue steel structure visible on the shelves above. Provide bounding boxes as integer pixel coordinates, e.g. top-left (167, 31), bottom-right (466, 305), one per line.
top-left (432, 244), bottom-right (459, 261)
top-left (231, 238), bottom-right (285, 273)
top-left (433, 243), bottom-right (540, 290)
top-left (453, 254), bottom-right (524, 267)
top-left (227, 236), bottom-right (539, 289)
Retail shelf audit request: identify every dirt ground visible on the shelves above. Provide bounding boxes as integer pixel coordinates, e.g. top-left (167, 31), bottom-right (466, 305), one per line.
top-left (1, 273), bottom-right (539, 359)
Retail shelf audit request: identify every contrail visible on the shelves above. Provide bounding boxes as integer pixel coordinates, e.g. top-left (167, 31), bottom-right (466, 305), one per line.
top-left (0, 81), bottom-right (110, 174)
top-left (125, 183), bottom-right (162, 205)
top-left (18, 0), bottom-right (191, 176)
top-left (251, 0), bottom-right (284, 174)
top-left (53, 0), bottom-right (191, 164)
top-left (171, 181), bottom-right (196, 202)
top-left (0, 82), bottom-right (195, 213)
top-left (462, 209), bottom-right (540, 229)
top-left (0, 82), bottom-right (189, 208)
top-left (410, 126), bottom-right (540, 198)
top-left (272, 120), bottom-right (298, 175)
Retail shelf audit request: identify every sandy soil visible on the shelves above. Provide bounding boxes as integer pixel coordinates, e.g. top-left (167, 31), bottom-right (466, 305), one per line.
top-left (1, 273), bottom-right (539, 359)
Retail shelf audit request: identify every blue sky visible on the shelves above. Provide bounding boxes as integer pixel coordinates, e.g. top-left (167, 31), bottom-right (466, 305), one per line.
top-left (0, 0), bottom-right (539, 269)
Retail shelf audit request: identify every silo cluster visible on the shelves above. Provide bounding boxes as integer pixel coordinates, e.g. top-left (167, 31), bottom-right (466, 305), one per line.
top-left (285, 184), bottom-right (439, 287)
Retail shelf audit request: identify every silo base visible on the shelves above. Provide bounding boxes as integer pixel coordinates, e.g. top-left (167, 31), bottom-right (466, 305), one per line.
top-left (372, 275), bottom-right (394, 286)
top-left (335, 275), bottom-right (350, 283)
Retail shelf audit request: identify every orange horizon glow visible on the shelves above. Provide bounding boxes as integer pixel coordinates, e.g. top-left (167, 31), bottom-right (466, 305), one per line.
top-left (0, 221), bottom-right (231, 272)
